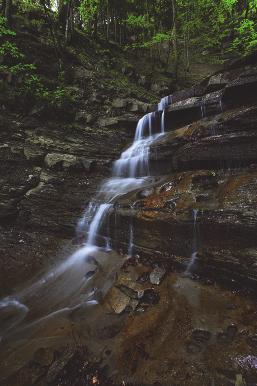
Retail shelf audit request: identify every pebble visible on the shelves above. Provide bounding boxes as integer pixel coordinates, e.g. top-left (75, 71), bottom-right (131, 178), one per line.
top-left (150, 267), bottom-right (166, 285)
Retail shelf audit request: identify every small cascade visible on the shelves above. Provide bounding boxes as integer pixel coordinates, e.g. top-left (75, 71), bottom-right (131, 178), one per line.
top-left (0, 298), bottom-right (29, 340)
top-left (128, 221), bottom-right (134, 257)
top-left (104, 236), bottom-right (112, 252)
top-left (158, 95), bottom-right (172, 111)
top-left (0, 93), bottom-right (173, 338)
top-left (161, 110), bottom-right (165, 133)
top-left (185, 209), bottom-right (199, 274)
top-left (113, 111), bottom-right (161, 178)
top-left (87, 203), bottom-right (112, 246)
top-left (219, 96), bottom-right (223, 113)
top-left (209, 126), bottom-right (217, 136)
top-left (201, 100), bottom-right (206, 118)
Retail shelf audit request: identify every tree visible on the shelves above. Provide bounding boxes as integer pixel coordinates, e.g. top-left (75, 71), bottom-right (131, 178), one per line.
top-left (3, 0), bottom-right (13, 26)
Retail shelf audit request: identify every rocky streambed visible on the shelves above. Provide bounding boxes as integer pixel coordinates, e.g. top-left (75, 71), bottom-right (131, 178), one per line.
top-left (1, 53), bottom-right (257, 385)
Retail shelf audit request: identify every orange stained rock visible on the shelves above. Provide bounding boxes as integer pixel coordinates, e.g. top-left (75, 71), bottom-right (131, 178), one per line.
top-left (217, 171), bottom-right (257, 205)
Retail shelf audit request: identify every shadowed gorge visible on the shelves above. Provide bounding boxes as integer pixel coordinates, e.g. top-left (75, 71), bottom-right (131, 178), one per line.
top-left (1, 1), bottom-right (257, 385)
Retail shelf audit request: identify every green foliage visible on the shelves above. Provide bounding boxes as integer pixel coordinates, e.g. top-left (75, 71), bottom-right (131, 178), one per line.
top-left (126, 14), bottom-right (153, 30)
top-left (0, 16), bottom-right (16, 36)
top-left (236, 18), bottom-right (257, 53)
top-left (1, 0), bottom-right (257, 90)
top-left (17, 0), bottom-right (43, 12)
top-left (21, 74), bottom-right (75, 106)
top-left (0, 41), bottom-right (24, 59)
top-left (0, 15), bottom-right (75, 108)
top-left (79, 0), bottom-right (100, 28)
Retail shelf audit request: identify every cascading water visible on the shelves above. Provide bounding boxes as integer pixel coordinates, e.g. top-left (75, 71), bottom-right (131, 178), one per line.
top-left (185, 209), bottom-right (199, 274)
top-left (158, 95), bottom-right (172, 111)
top-left (0, 95), bottom-right (171, 341)
top-left (128, 221), bottom-right (134, 257)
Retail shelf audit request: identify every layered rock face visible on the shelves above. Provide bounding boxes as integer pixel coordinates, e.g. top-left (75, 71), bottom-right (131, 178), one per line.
top-left (0, 71), bottom-right (149, 295)
top-left (1, 48), bottom-right (257, 386)
top-left (108, 55), bottom-right (257, 289)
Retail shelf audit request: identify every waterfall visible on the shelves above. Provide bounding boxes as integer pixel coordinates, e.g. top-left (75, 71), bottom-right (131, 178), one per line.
top-left (201, 101), bottom-right (206, 118)
top-left (0, 94), bottom-right (172, 338)
top-left (87, 203), bottom-right (112, 246)
top-left (161, 110), bottom-right (165, 133)
top-left (113, 112), bottom-right (160, 178)
top-left (185, 209), bottom-right (199, 274)
top-left (128, 221), bottom-right (134, 257)
top-left (158, 95), bottom-right (172, 111)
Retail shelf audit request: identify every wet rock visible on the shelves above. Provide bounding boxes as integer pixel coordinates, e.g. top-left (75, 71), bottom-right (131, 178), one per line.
top-left (132, 200), bottom-right (145, 209)
top-left (104, 286), bottom-right (138, 314)
top-left (84, 270), bottom-right (97, 280)
top-left (192, 328), bottom-right (212, 342)
top-left (33, 347), bottom-right (54, 367)
top-left (136, 271), bottom-right (150, 284)
top-left (224, 72), bottom-right (257, 107)
top-left (164, 198), bottom-right (178, 210)
top-left (191, 172), bottom-right (217, 187)
top-left (217, 324), bottom-right (238, 343)
top-left (116, 114), bottom-right (140, 129)
top-left (226, 303), bottom-right (237, 310)
top-left (187, 329), bottom-right (211, 353)
top-left (140, 288), bottom-right (160, 305)
top-left (115, 284), bottom-right (143, 300)
top-left (137, 188), bottom-right (154, 199)
top-left (99, 320), bottom-right (125, 339)
top-left (235, 374), bottom-right (247, 386)
top-left (226, 323), bottom-right (238, 339)
top-left (196, 193), bottom-right (210, 202)
top-left (149, 266), bottom-right (166, 285)
top-left (248, 334), bottom-right (257, 348)
top-left (46, 349), bottom-right (74, 383)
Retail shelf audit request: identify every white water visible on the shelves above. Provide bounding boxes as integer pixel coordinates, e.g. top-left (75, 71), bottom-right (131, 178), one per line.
top-left (0, 96), bottom-right (171, 339)
top-left (128, 221), bottom-right (134, 257)
top-left (185, 209), bottom-right (199, 273)
top-left (158, 95), bottom-right (172, 111)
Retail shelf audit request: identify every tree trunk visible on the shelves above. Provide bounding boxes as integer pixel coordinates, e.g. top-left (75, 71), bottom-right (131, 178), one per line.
top-left (5, 0), bottom-right (12, 26)
top-left (114, 11), bottom-right (117, 41)
top-left (106, 0), bottom-right (109, 40)
top-left (58, 0), bottom-right (68, 32)
top-left (41, 0), bottom-right (63, 70)
top-left (93, 12), bottom-right (98, 38)
top-left (171, 0), bottom-right (178, 80)
top-left (65, 0), bottom-right (74, 43)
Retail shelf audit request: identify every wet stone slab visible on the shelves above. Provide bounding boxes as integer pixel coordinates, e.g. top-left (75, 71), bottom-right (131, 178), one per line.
top-left (2, 266), bottom-right (257, 386)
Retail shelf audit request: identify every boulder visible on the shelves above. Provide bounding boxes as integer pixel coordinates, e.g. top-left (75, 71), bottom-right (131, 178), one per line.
top-left (73, 66), bottom-right (93, 81)
top-left (206, 72), bottom-right (230, 93)
top-left (98, 117), bottom-right (119, 128)
top-left (24, 146), bottom-right (46, 163)
top-left (45, 153), bottom-right (78, 170)
top-left (75, 110), bottom-right (93, 123)
top-left (112, 98), bottom-right (128, 109)
top-left (150, 266), bottom-right (166, 285)
top-left (44, 153), bottom-right (95, 171)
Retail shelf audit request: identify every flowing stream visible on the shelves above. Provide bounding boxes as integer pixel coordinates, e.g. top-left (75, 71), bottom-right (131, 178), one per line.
top-left (0, 95), bottom-right (172, 343)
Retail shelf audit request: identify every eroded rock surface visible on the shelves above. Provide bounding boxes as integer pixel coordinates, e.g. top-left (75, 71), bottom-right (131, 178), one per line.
top-left (1, 49), bottom-right (257, 386)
